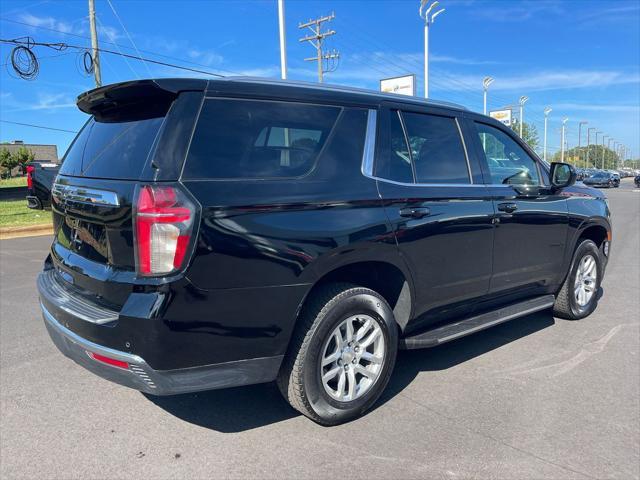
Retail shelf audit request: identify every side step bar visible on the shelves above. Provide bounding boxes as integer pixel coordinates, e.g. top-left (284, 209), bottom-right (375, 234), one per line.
top-left (400, 295), bottom-right (555, 350)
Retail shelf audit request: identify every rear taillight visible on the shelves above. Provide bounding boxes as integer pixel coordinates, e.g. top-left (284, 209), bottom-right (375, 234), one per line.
top-left (26, 165), bottom-right (34, 189)
top-left (134, 184), bottom-right (197, 277)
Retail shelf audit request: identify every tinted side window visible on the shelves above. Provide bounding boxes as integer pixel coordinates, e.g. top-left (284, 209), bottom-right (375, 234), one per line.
top-left (475, 122), bottom-right (540, 185)
top-left (184, 99), bottom-right (340, 179)
top-left (402, 112), bottom-right (470, 184)
top-left (375, 110), bottom-right (414, 183)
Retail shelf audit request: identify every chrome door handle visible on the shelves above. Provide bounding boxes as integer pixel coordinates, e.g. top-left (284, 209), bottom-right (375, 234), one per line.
top-left (399, 207), bottom-right (431, 219)
top-left (497, 202), bottom-right (518, 214)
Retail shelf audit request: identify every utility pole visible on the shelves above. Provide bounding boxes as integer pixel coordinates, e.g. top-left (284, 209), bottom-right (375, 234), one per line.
top-left (299, 13), bottom-right (338, 83)
top-left (543, 107), bottom-right (552, 163)
top-left (578, 121), bottom-right (587, 168)
top-left (587, 127), bottom-right (595, 169)
top-left (278, 0), bottom-right (287, 79)
top-left (88, 0), bottom-right (102, 87)
top-left (519, 96), bottom-right (529, 138)
top-left (561, 117), bottom-right (568, 163)
top-left (483, 77), bottom-right (494, 115)
top-left (419, 0), bottom-right (445, 99)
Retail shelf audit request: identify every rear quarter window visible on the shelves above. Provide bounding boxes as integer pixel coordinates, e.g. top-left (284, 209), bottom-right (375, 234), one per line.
top-left (183, 99), bottom-right (341, 179)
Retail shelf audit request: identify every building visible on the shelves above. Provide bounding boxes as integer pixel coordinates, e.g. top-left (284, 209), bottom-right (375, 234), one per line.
top-left (1, 140), bottom-right (59, 164)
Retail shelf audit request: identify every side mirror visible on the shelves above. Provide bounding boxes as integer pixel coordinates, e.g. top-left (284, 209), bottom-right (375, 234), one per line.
top-left (550, 162), bottom-right (576, 189)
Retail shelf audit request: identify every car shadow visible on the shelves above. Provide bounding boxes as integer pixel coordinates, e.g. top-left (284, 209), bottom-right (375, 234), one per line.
top-left (144, 309), bottom-right (556, 433)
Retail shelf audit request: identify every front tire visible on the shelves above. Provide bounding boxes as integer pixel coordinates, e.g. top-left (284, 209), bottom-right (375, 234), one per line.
top-left (277, 283), bottom-right (398, 425)
top-left (553, 239), bottom-right (602, 320)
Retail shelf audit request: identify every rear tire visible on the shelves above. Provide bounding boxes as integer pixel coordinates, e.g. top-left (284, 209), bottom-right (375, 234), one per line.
top-left (277, 283), bottom-right (398, 425)
top-left (553, 239), bottom-right (602, 320)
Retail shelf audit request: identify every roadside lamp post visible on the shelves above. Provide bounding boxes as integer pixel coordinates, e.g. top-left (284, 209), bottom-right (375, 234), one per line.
top-left (587, 127), bottom-right (596, 168)
top-left (518, 96), bottom-right (529, 138)
top-left (419, 0), bottom-right (446, 99)
top-left (607, 138), bottom-right (614, 170)
top-left (483, 77), bottom-right (494, 115)
top-left (578, 121), bottom-right (588, 168)
top-left (543, 107), bottom-right (552, 162)
top-left (595, 131), bottom-right (602, 168)
top-left (560, 117), bottom-right (569, 163)
top-left (602, 135), bottom-right (608, 170)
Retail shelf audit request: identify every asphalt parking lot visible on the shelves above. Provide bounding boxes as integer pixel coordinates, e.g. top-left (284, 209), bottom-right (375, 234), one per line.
top-left (1, 179), bottom-right (638, 480)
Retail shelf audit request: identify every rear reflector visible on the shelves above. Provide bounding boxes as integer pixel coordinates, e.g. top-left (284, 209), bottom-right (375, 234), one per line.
top-left (134, 184), bottom-right (196, 276)
top-left (87, 351), bottom-right (129, 369)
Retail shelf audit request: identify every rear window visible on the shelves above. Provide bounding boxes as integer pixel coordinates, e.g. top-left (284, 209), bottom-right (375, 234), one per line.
top-left (183, 99), bottom-right (341, 179)
top-left (58, 116), bottom-right (163, 179)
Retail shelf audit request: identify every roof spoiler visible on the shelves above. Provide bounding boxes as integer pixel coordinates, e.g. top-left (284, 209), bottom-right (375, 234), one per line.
top-left (76, 79), bottom-right (207, 122)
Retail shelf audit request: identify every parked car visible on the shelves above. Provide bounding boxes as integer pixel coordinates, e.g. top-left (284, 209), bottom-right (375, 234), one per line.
top-left (583, 171), bottom-right (616, 188)
top-left (635, 174), bottom-right (640, 188)
top-left (26, 161), bottom-right (59, 209)
top-left (38, 78), bottom-right (612, 425)
top-left (611, 172), bottom-right (620, 187)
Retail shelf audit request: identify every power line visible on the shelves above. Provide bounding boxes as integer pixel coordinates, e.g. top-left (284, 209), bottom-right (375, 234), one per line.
top-left (0, 37), bottom-right (227, 78)
top-left (105, 0), bottom-right (152, 78)
top-left (0, 16), bottom-right (241, 76)
top-left (0, 120), bottom-right (78, 133)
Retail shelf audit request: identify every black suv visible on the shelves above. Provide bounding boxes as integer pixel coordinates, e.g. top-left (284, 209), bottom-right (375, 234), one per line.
top-left (38, 78), bottom-right (611, 425)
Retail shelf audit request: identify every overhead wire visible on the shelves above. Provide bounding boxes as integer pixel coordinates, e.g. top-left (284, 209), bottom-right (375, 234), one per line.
top-left (105, 0), bottom-right (152, 78)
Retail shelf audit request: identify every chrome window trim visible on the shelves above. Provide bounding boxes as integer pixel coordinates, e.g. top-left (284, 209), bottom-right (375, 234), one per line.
top-left (361, 109), bottom-right (377, 177)
top-left (396, 110), bottom-right (417, 183)
top-left (52, 183), bottom-right (120, 207)
top-left (455, 117), bottom-right (474, 184)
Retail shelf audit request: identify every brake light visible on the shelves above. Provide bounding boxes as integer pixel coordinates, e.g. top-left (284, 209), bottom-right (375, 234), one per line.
top-left (26, 165), bottom-right (34, 189)
top-left (134, 184), bottom-right (196, 276)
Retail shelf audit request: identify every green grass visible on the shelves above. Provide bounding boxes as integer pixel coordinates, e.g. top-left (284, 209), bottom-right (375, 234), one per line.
top-left (0, 177), bottom-right (27, 188)
top-left (0, 200), bottom-right (52, 228)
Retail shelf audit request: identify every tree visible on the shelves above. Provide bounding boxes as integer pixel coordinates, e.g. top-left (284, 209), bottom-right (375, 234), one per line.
top-left (509, 120), bottom-right (539, 151)
top-left (0, 148), bottom-right (18, 178)
top-left (12, 146), bottom-right (35, 174)
top-left (552, 145), bottom-right (621, 170)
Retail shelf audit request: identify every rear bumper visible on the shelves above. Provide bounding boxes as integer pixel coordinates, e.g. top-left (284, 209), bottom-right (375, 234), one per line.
top-left (40, 299), bottom-right (283, 396)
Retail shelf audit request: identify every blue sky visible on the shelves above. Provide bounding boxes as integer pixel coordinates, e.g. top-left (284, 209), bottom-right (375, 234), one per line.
top-left (1, 0), bottom-right (639, 160)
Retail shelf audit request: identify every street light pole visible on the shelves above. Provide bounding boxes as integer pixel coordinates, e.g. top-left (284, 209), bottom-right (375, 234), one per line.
top-left (561, 117), bottom-right (568, 163)
top-left (419, 1), bottom-right (445, 99)
top-left (278, 0), bottom-right (287, 79)
top-left (595, 131), bottom-right (602, 169)
top-left (602, 135), bottom-right (608, 170)
top-left (587, 127), bottom-right (595, 168)
top-left (483, 77), bottom-right (494, 115)
top-left (578, 121), bottom-right (588, 168)
top-left (543, 107), bottom-right (552, 162)
top-left (519, 96), bottom-right (529, 138)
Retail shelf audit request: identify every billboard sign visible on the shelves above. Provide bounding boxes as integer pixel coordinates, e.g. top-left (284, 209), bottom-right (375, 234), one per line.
top-left (380, 74), bottom-right (416, 96)
top-left (489, 109), bottom-right (512, 126)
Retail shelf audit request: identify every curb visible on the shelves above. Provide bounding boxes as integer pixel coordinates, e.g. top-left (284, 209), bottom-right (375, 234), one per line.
top-left (0, 224), bottom-right (53, 240)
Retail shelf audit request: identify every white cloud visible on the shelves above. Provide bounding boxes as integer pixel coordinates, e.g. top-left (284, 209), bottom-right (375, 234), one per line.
top-left (433, 70), bottom-right (640, 93)
top-left (550, 103), bottom-right (640, 113)
top-left (1, 92), bottom-right (76, 114)
top-left (18, 13), bottom-right (76, 34)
